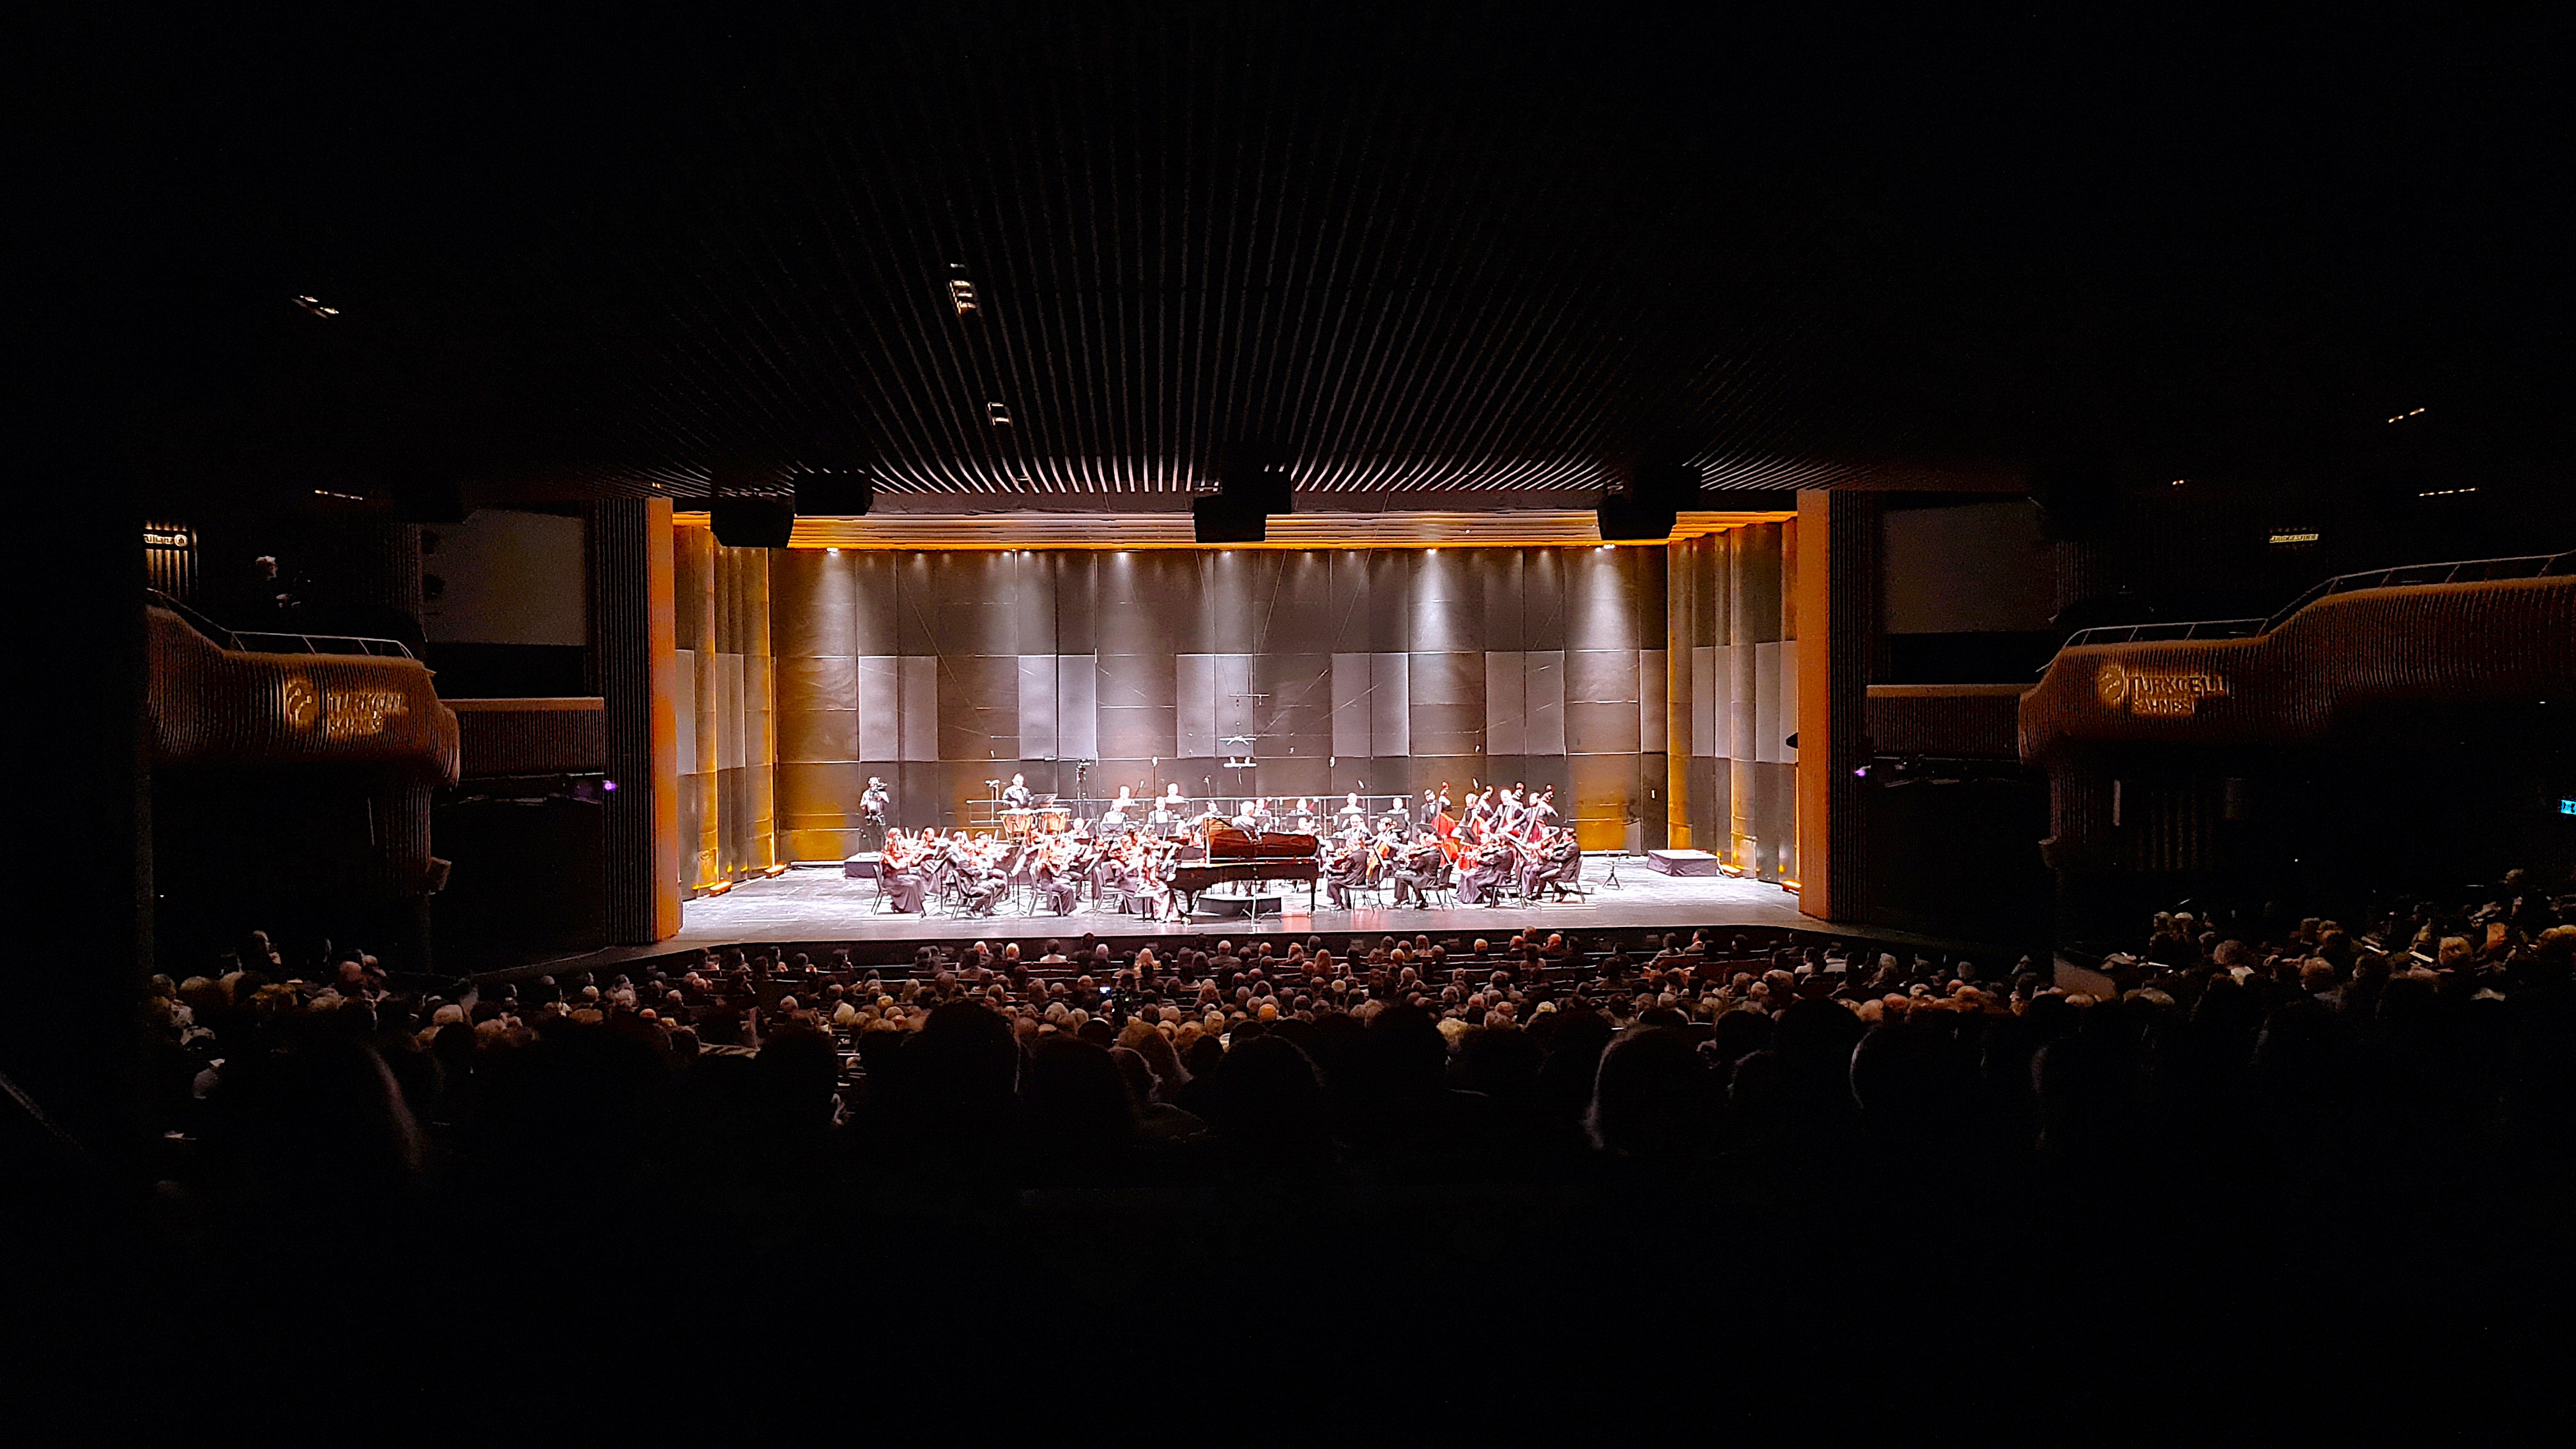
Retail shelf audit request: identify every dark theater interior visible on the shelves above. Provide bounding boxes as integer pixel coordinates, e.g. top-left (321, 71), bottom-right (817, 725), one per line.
top-left (16, 5), bottom-right (2575, 1432)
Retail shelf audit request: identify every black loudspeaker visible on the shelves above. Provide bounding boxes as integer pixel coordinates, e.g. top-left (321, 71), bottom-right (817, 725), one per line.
top-left (712, 498), bottom-right (796, 548)
top-left (1193, 494), bottom-right (1269, 543)
top-left (1595, 493), bottom-right (1678, 542)
top-left (793, 470), bottom-right (873, 516)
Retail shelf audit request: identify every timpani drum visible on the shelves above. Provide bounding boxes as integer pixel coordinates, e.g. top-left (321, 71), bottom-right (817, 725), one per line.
top-left (1002, 808), bottom-right (1037, 841)
top-left (1038, 806), bottom-right (1072, 834)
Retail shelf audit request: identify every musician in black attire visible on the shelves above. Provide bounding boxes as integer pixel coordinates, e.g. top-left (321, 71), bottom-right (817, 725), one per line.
top-left (1001, 772), bottom-right (1034, 811)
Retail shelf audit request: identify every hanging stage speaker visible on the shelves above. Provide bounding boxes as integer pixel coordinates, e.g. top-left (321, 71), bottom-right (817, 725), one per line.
top-left (711, 498), bottom-right (796, 548)
top-left (1595, 493), bottom-right (1678, 542)
top-left (793, 470), bottom-right (873, 517)
top-left (1193, 494), bottom-right (1269, 543)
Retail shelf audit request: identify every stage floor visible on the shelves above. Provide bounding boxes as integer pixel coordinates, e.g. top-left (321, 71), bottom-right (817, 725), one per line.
top-left (663, 855), bottom-right (1812, 949)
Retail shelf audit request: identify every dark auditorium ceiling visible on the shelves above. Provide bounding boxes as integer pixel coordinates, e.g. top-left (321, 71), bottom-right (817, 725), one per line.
top-left (111, 5), bottom-right (2569, 512)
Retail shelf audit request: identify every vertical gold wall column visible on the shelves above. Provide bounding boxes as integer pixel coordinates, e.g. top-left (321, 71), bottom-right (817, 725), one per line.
top-left (673, 521), bottom-right (719, 891)
top-left (1665, 541), bottom-right (1692, 849)
top-left (1793, 489), bottom-right (1874, 921)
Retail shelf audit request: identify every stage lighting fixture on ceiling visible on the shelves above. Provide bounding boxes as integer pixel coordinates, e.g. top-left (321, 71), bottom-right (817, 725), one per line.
top-left (987, 402), bottom-right (1013, 425)
top-left (1193, 494), bottom-right (1268, 544)
top-left (792, 470), bottom-right (873, 517)
top-left (712, 498), bottom-right (796, 548)
top-left (292, 295), bottom-right (339, 317)
top-left (949, 279), bottom-right (979, 314)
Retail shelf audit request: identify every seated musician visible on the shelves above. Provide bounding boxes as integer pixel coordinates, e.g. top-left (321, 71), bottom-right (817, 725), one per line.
top-left (1416, 788), bottom-right (1441, 834)
top-left (1390, 837), bottom-right (1444, 908)
top-left (1291, 797), bottom-right (1317, 831)
top-left (880, 829), bottom-right (930, 913)
top-left (1231, 799), bottom-right (1263, 833)
top-left (1100, 785), bottom-right (1135, 827)
top-left (1324, 838), bottom-right (1370, 909)
top-left (1516, 825), bottom-right (1573, 901)
top-left (956, 850), bottom-right (1009, 916)
top-left (1002, 772), bottom-right (1034, 811)
top-left (1338, 791), bottom-right (1367, 824)
top-left (1031, 839), bottom-right (1080, 915)
top-left (1455, 836), bottom-right (1510, 907)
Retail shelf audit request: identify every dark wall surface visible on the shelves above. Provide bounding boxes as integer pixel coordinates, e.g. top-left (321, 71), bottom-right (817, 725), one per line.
top-left (770, 546), bottom-right (1668, 855)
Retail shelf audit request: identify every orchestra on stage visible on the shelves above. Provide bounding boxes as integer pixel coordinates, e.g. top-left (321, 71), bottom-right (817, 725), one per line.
top-left (857, 778), bottom-right (1586, 919)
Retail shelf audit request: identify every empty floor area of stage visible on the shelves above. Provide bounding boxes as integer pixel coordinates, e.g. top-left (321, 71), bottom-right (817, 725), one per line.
top-left (662, 856), bottom-right (1812, 950)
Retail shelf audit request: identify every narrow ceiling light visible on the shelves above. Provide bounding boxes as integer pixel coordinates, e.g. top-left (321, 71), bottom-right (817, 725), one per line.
top-left (949, 279), bottom-right (979, 315)
top-left (293, 295), bottom-right (340, 317)
top-left (2386, 406), bottom-right (2427, 423)
top-left (987, 402), bottom-right (1013, 425)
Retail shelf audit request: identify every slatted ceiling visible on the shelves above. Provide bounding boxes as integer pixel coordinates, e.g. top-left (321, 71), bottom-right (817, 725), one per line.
top-left (142, 10), bottom-right (2553, 510)
top-left (677, 509), bottom-right (1795, 550)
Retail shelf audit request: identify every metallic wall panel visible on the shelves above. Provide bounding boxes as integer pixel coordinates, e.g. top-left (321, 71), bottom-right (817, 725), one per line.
top-left (1369, 651), bottom-right (1410, 758)
top-left (1265, 553), bottom-right (1337, 654)
top-left (891, 552), bottom-right (937, 656)
top-left (744, 653), bottom-right (774, 767)
top-left (1176, 652), bottom-right (1217, 757)
top-left (1208, 552), bottom-right (1264, 654)
top-left (1055, 654), bottom-right (1096, 759)
top-left (1567, 647), bottom-right (1638, 703)
top-left (1328, 551), bottom-right (1376, 652)
top-left (1096, 705), bottom-right (1176, 761)
top-left (1755, 640), bottom-right (1787, 763)
top-left (898, 654), bottom-right (939, 761)
top-left (1568, 546), bottom-right (1640, 652)
top-left (1484, 650), bottom-right (1525, 756)
top-left (930, 553), bottom-right (1016, 655)
top-left (673, 648), bottom-right (699, 774)
top-left (779, 827), bottom-right (861, 863)
top-left (770, 549), bottom-right (856, 657)
top-left (856, 656), bottom-right (899, 760)
top-left (716, 652), bottom-right (746, 770)
top-left (1257, 651), bottom-right (1332, 764)
top-left (776, 650), bottom-right (859, 708)
top-left (1010, 552), bottom-right (1057, 654)
top-left (1567, 701), bottom-right (1641, 755)
top-left (848, 551), bottom-right (899, 656)
top-left (1016, 654), bottom-right (1057, 759)
top-left (1690, 645), bottom-right (1716, 756)
top-left (1409, 549), bottom-right (1482, 651)
top-left (1054, 552), bottom-right (1096, 654)
top-left (941, 653), bottom-right (1020, 710)
top-left (1482, 550), bottom-right (1525, 652)
top-left (1522, 549), bottom-right (1566, 651)
top-left (1408, 702), bottom-right (1484, 758)
top-left (1524, 649), bottom-right (1565, 755)
top-left (1331, 652), bottom-right (1373, 758)
top-left (1096, 652), bottom-right (1176, 708)
top-left (1367, 552), bottom-right (1412, 652)
top-left (1640, 648), bottom-right (1667, 753)
top-left (1213, 652), bottom-right (1258, 754)
top-left (776, 707), bottom-right (858, 762)
top-left (1408, 650), bottom-right (1482, 758)
top-left (1779, 641), bottom-right (1800, 764)
top-left (1566, 751), bottom-right (1637, 850)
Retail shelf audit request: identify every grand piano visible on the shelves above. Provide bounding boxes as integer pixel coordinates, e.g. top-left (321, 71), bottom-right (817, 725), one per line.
top-left (1168, 825), bottom-right (1321, 915)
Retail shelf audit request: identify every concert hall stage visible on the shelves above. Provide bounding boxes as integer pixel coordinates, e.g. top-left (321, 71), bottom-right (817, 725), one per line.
top-left (657, 855), bottom-right (1811, 951)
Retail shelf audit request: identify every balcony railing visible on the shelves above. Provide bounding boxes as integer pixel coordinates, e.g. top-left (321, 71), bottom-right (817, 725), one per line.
top-left (2048, 551), bottom-right (2573, 666)
top-left (148, 589), bottom-right (417, 659)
